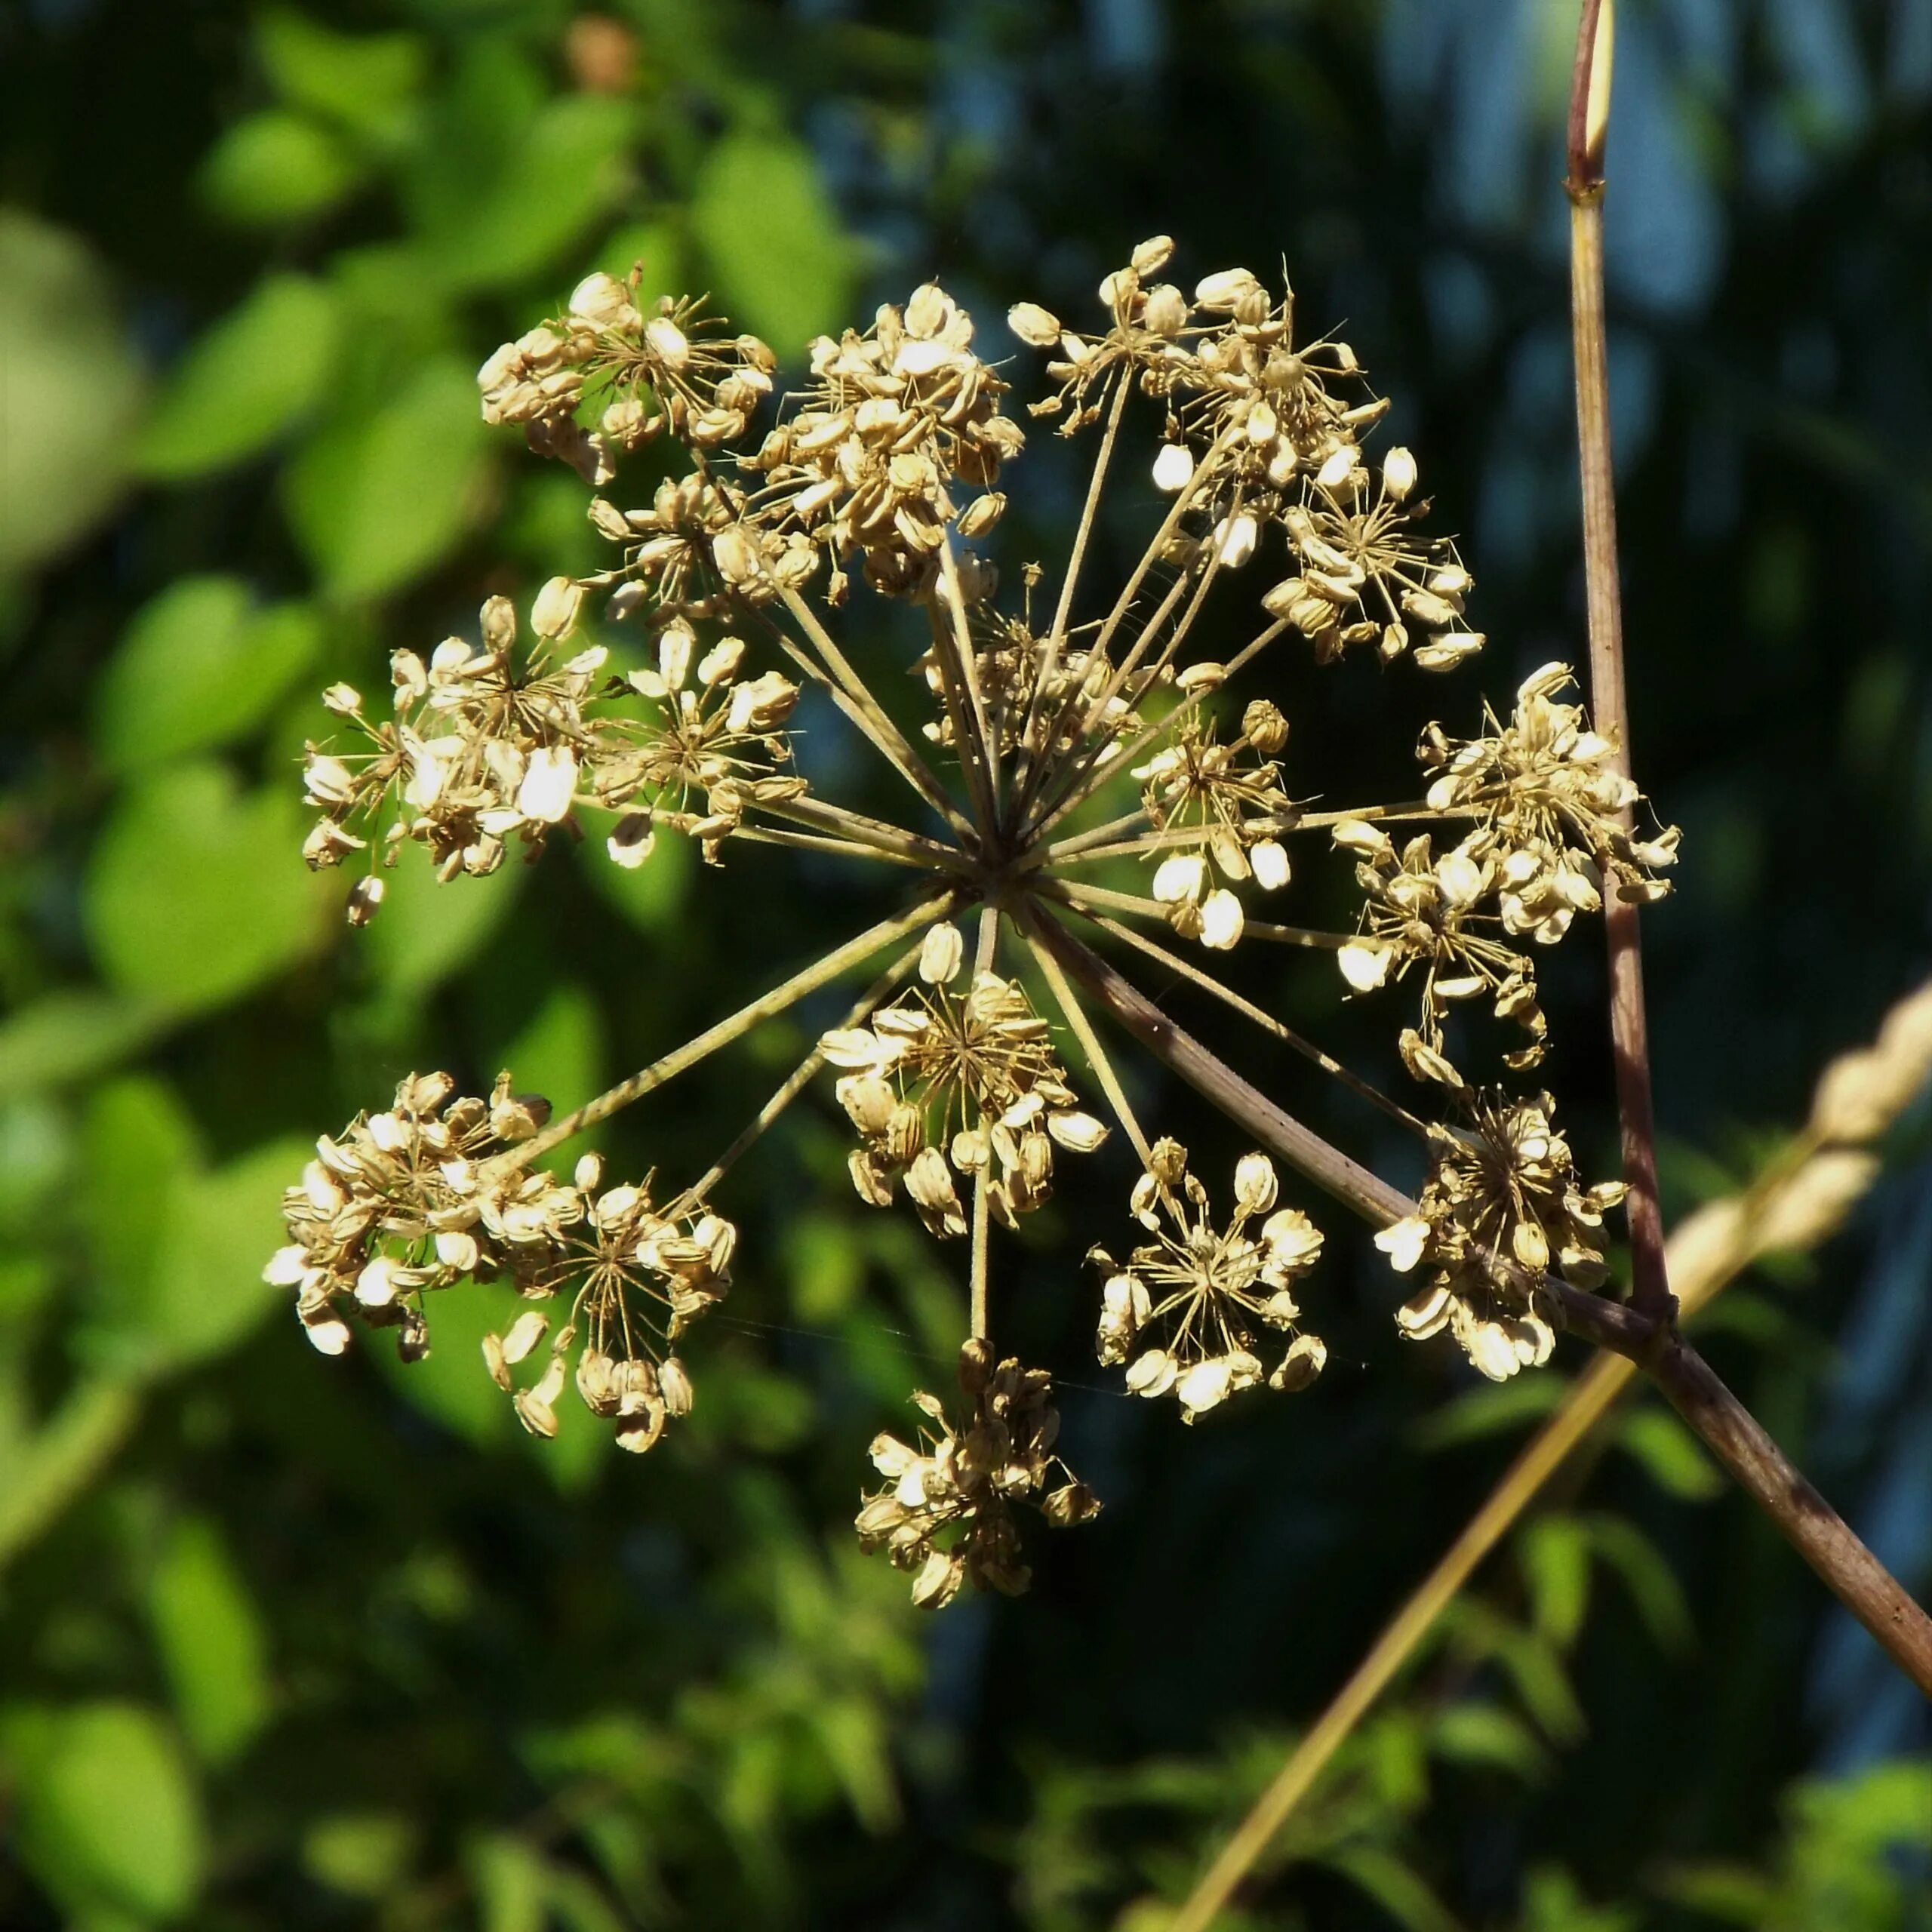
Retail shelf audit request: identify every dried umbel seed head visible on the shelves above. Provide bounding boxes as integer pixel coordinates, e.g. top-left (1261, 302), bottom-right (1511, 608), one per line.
top-left (1375, 1089), bottom-right (1626, 1381)
top-left (1094, 1146), bottom-right (1325, 1419)
top-left (857, 1345), bottom-right (1099, 1608)
top-left (822, 964), bottom-right (1106, 1236)
top-left (263, 1071), bottom-right (583, 1359)
top-left (271, 236), bottom-right (1682, 1607)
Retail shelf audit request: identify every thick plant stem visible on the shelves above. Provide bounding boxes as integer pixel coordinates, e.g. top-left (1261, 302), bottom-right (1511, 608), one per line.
top-left (1644, 1333), bottom-right (1932, 1685)
top-left (1023, 900), bottom-right (1932, 1697)
top-left (1566, 0), bottom-right (1670, 1320)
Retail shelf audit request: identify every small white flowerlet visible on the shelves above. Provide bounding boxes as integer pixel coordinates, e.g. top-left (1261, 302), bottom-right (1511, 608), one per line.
top-left (1465, 1321), bottom-right (1525, 1383)
top-left (1047, 1110), bottom-right (1109, 1153)
top-left (644, 315), bottom-right (690, 368)
top-left (1271, 1334), bottom-right (1327, 1392)
top-left (530, 575), bottom-right (585, 641)
top-left (1250, 839), bottom-right (1291, 891)
top-left (303, 1317), bottom-right (352, 1357)
top-left (1152, 441), bottom-right (1196, 493)
top-left (516, 744), bottom-right (579, 823)
top-left (569, 272), bottom-right (635, 328)
top-left (1435, 848), bottom-right (1487, 907)
top-left (263, 1246), bottom-right (309, 1287)
top-left (919, 921), bottom-right (964, 985)
top-left (1315, 447), bottom-right (1358, 493)
top-left (1374, 1214), bottom-right (1432, 1274)
top-left (355, 1255), bottom-right (403, 1308)
top-left (1194, 267), bottom-right (1262, 312)
top-left (1124, 1349), bottom-right (1178, 1398)
top-left (1331, 817), bottom-right (1393, 857)
top-left (1007, 301), bottom-right (1062, 346)
top-left (1175, 1357), bottom-right (1233, 1417)
top-left (1338, 938), bottom-right (1394, 991)
top-left (1198, 888), bottom-right (1244, 950)
top-left (1382, 446), bottom-right (1418, 500)
top-left (500, 1309), bottom-right (550, 1364)
top-left (1152, 851), bottom-right (1207, 906)
top-left (697, 636), bottom-right (746, 687)
top-left (1214, 512), bottom-right (1258, 569)
top-left (1233, 1152), bottom-right (1278, 1214)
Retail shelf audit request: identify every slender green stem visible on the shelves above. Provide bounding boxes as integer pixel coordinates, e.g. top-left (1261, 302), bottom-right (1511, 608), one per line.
top-left (741, 601), bottom-right (974, 844)
top-left (675, 943), bottom-right (925, 1210)
top-left (1054, 896), bottom-right (1423, 1137)
top-left (771, 579), bottom-right (979, 844)
top-left (1046, 878), bottom-right (1349, 949)
top-left (1026, 614), bottom-right (1287, 851)
top-left (1023, 914), bottom-right (1152, 1165)
top-left (729, 825), bottom-right (931, 870)
top-left (1044, 811), bottom-right (1303, 871)
top-left (1012, 422), bottom-right (1240, 825)
top-left (1011, 375), bottom-right (1133, 808)
top-left (968, 905), bottom-right (1001, 1340)
top-left (758, 792), bottom-right (969, 872)
top-left (492, 889), bottom-right (959, 1174)
top-left (928, 537), bottom-right (1000, 828)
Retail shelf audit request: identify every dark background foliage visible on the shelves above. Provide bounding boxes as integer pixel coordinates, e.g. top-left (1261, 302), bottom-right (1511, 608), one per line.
top-left (0, 2), bottom-right (1927, 1927)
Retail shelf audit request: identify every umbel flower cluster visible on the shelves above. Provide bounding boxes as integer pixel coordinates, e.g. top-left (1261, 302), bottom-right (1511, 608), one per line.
top-left (270, 238), bottom-right (1679, 1607)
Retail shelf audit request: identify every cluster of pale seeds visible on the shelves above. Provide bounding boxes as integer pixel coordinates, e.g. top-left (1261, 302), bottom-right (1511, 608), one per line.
top-left (266, 1075), bottom-right (731, 1453)
top-left (270, 238), bottom-right (1678, 1606)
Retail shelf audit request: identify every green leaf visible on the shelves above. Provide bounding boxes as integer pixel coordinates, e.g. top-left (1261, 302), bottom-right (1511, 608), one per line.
top-left (1426, 1703), bottom-right (1550, 1781)
top-left (1615, 1407), bottom-right (1726, 1502)
top-left (146, 1518), bottom-right (272, 1766)
top-left (1654, 1862), bottom-right (1779, 1924)
top-left (580, 820), bottom-right (691, 933)
top-left (689, 128), bottom-right (855, 357)
top-left (363, 844), bottom-right (525, 1000)
top-left (282, 358), bottom-right (489, 601)
top-left (1518, 1515), bottom-right (1592, 1648)
top-left (1411, 1374), bottom-right (1567, 1450)
top-left (256, 8), bottom-right (426, 146)
top-left (1580, 1515), bottom-right (1694, 1654)
top-left (0, 1379), bottom-right (143, 1572)
top-left (0, 992), bottom-right (170, 1094)
top-left (369, 1271), bottom-right (521, 1451)
top-left (428, 95), bottom-right (637, 294)
top-left (198, 110), bottom-right (365, 228)
top-left (1320, 1846), bottom-right (1462, 1932)
top-left (494, 983), bottom-right (604, 1129)
top-left (95, 577), bottom-right (324, 771)
top-left (84, 762), bottom-right (327, 1016)
top-left (472, 1833), bottom-right (547, 1932)
top-left (303, 1812), bottom-right (419, 1900)
top-left (0, 213), bottom-right (145, 578)
top-left (137, 277), bottom-right (343, 479)
top-left (146, 1136), bottom-right (313, 1370)
top-left (79, 1076), bottom-right (202, 1356)
top-left (4, 1702), bottom-right (206, 1924)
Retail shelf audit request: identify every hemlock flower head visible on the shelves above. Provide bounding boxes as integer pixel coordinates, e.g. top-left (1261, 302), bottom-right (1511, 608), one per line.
top-left (272, 237), bottom-right (1673, 1602)
top-left (1091, 1143), bottom-right (1326, 1420)
top-left (1376, 1090), bottom-right (1628, 1381)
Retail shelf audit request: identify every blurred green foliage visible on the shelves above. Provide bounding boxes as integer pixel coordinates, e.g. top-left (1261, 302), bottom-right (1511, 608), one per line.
top-left (0, 1), bottom-right (1927, 1927)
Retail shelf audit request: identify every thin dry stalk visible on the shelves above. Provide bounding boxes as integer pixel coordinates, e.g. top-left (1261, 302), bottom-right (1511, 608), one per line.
top-left (1565, 0), bottom-right (1670, 1321)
